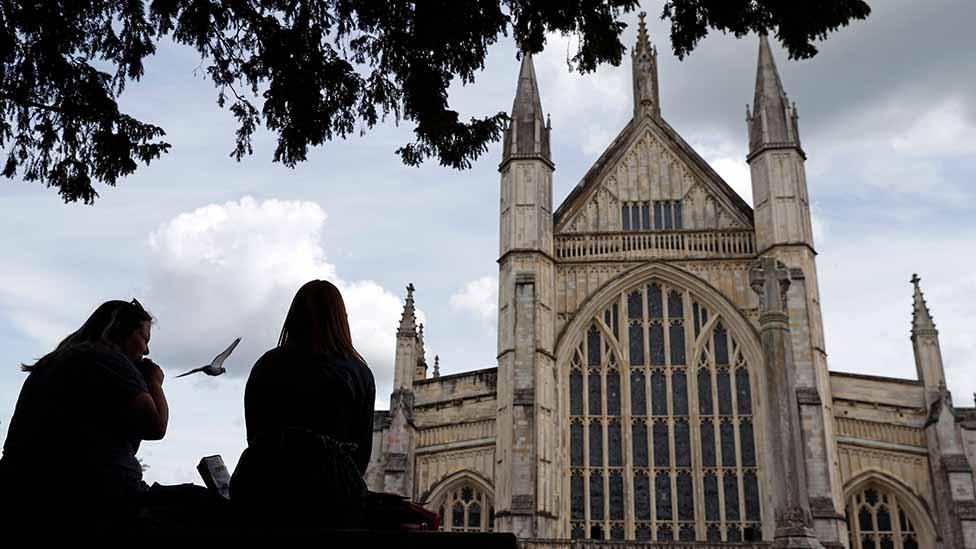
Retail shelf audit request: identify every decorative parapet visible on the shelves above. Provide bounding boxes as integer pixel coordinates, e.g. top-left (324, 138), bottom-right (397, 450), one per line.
top-left (554, 229), bottom-right (756, 262)
top-left (835, 417), bottom-right (927, 448)
top-left (416, 419), bottom-right (496, 448)
top-left (520, 541), bottom-right (770, 549)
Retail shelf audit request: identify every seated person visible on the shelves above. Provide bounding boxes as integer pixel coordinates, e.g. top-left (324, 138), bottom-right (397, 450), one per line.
top-left (0, 299), bottom-right (170, 533)
top-left (230, 280), bottom-right (376, 529)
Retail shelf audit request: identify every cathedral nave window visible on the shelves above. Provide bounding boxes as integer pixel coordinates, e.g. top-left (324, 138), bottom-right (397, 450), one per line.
top-left (621, 200), bottom-right (683, 231)
top-left (568, 281), bottom-right (763, 542)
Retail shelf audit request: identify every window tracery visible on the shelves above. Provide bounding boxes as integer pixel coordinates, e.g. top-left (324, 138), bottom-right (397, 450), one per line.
top-left (434, 481), bottom-right (494, 532)
top-left (846, 485), bottom-right (920, 549)
top-left (568, 280), bottom-right (763, 541)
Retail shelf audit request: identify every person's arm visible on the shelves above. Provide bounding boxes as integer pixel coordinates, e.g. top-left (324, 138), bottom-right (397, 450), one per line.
top-left (127, 359), bottom-right (168, 440)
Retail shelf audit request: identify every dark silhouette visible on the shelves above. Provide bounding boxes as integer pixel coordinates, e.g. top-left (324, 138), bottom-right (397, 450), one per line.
top-left (230, 280), bottom-right (376, 529)
top-left (0, 1), bottom-right (871, 204)
top-left (0, 299), bottom-right (174, 532)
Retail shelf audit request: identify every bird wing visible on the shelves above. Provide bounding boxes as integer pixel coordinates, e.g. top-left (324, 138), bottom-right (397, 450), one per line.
top-left (176, 366), bottom-right (208, 378)
top-left (210, 337), bottom-right (241, 369)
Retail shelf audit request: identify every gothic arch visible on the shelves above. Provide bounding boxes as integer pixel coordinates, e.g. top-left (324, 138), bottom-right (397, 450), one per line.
top-left (556, 261), bottom-right (761, 361)
top-left (424, 470), bottom-right (495, 532)
top-left (556, 260), bottom-right (769, 542)
top-left (842, 470), bottom-right (937, 549)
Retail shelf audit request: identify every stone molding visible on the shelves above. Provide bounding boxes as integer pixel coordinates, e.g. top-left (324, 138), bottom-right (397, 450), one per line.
top-left (385, 453), bottom-right (407, 473)
top-left (796, 387), bottom-right (822, 406)
top-left (808, 496), bottom-right (839, 519)
top-left (958, 501), bottom-right (976, 520)
top-left (555, 260), bottom-right (762, 365)
top-left (943, 453), bottom-right (973, 473)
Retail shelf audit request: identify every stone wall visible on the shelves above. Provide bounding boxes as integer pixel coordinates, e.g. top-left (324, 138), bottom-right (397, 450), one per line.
top-left (829, 372), bottom-right (934, 511)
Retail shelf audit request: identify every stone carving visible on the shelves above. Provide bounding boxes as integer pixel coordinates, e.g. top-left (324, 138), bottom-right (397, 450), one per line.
top-left (390, 388), bottom-right (415, 422)
top-left (796, 386), bottom-right (822, 406)
top-left (750, 256), bottom-right (791, 316)
top-left (776, 505), bottom-right (814, 530)
top-left (942, 453), bottom-right (973, 473)
top-left (510, 494), bottom-right (535, 514)
top-left (808, 497), bottom-right (839, 519)
top-left (385, 453), bottom-right (407, 473)
top-left (925, 383), bottom-right (955, 427)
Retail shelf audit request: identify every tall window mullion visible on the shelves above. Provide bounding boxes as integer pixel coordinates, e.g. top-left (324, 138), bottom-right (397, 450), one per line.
top-left (568, 284), bottom-right (762, 543)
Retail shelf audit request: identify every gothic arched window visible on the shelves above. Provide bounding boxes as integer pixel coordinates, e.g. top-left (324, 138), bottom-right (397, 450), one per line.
top-left (846, 485), bottom-right (921, 549)
top-left (433, 482), bottom-right (494, 532)
top-left (568, 280), bottom-right (763, 542)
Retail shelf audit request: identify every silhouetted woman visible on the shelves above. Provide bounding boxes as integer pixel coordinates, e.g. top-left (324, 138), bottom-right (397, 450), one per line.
top-left (0, 299), bottom-right (168, 532)
top-left (230, 280), bottom-right (375, 529)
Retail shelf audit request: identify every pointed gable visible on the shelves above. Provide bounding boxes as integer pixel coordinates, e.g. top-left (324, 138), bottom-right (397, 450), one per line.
top-left (554, 115), bottom-right (753, 234)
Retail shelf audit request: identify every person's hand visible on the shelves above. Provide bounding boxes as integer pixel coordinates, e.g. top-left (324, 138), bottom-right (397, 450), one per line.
top-left (139, 358), bottom-right (165, 386)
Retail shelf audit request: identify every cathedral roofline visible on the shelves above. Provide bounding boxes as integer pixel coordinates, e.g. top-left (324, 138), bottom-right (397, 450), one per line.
top-left (413, 365), bottom-right (498, 385)
top-left (552, 114), bottom-right (754, 231)
top-left (828, 370), bottom-right (924, 387)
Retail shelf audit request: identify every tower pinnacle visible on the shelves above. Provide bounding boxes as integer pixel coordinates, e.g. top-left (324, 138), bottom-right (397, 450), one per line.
top-left (397, 283), bottom-right (417, 336)
top-left (502, 54), bottom-right (551, 166)
top-left (911, 274), bottom-right (938, 336)
top-left (747, 35), bottom-right (802, 158)
top-left (631, 11), bottom-right (660, 117)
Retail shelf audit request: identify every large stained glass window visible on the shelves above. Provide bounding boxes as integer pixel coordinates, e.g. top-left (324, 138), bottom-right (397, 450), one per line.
top-left (568, 280), bottom-right (763, 541)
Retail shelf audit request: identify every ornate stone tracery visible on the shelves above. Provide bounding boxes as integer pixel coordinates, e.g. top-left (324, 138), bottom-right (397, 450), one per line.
top-left (844, 480), bottom-right (930, 549)
top-left (564, 273), bottom-right (765, 542)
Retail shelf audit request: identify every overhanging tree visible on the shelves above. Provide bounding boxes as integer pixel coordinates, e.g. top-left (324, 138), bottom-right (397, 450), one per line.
top-left (0, 0), bottom-right (870, 204)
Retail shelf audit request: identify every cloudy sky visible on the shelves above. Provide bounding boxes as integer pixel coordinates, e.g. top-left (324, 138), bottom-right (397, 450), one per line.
top-left (1, 0), bottom-right (973, 485)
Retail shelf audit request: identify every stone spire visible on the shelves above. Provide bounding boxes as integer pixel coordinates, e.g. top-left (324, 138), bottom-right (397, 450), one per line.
top-left (747, 35), bottom-right (802, 158)
top-left (433, 355), bottom-right (440, 378)
top-left (414, 323), bottom-right (428, 380)
top-left (910, 274), bottom-right (946, 388)
top-left (397, 283), bottom-right (417, 336)
top-left (631, 11), bottom-right (660, 117)
top-left (911, 273), bottom-right (938, 336)
top-left (501, 54), bottom-right (551, 166)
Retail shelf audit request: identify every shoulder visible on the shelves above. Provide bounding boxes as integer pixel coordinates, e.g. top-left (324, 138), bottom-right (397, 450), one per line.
top-left (337, 355), bottom-right (374, 388)
top-left (90, 344), bottom-right (131, 365)
top-left (87, 344), bottom-right (148, 393)
top-left (247, 347), bottom-right (287, 381)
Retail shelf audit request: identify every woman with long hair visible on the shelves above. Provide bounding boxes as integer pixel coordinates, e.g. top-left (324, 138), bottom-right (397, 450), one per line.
top-left (230, 280), bottom-right (376, 528)
top-left (0, 299), bottom-right (169, 531)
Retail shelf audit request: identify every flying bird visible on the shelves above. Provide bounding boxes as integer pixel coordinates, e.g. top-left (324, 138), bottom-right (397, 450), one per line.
top-left (175, 337), bottom-right (241, 378)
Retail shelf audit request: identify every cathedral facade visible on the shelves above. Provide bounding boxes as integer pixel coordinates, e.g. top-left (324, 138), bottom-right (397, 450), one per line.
top-left (366, 19), bottom-right (976, 549)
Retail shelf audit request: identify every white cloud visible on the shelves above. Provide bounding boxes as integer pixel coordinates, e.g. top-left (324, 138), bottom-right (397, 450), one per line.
top-left (450, 276), bottom-right (498, 327)
top-left (891, 96), bottom-right (976, 157)
top-left (691, 140), bottom-right (753, 204)
top-left (0, 268), bottom-right (102, 349)
top-left (144, 196), bottom-right (406, 400)
top-left (818, 231), bottom-right (976, 407)
top-left (534, 32), bottom-right (631, 157)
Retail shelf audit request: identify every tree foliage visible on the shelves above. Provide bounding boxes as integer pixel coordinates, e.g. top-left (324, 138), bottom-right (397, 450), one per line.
top-left (0, 0), bottom-right (870, 204)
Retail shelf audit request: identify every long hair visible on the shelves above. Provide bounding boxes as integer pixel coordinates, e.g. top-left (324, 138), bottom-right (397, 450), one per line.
top-left (278, 280), bottom-right (364, 363)
top-left (22, 299), bottom-right (153, 372)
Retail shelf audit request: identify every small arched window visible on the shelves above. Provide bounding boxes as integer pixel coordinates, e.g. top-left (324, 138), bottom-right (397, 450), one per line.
top-left (846, 485), bottom-right (920, 549)
top-left (433, 481), bottom-right (494, 532)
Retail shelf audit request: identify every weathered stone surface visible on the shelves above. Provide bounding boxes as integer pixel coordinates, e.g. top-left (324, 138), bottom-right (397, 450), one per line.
top-left (360, 29), bottom-right (974, 549)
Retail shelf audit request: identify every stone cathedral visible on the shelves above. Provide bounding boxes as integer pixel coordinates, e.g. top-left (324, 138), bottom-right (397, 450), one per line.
top-left (366, 19), bottom-right (976, 549)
